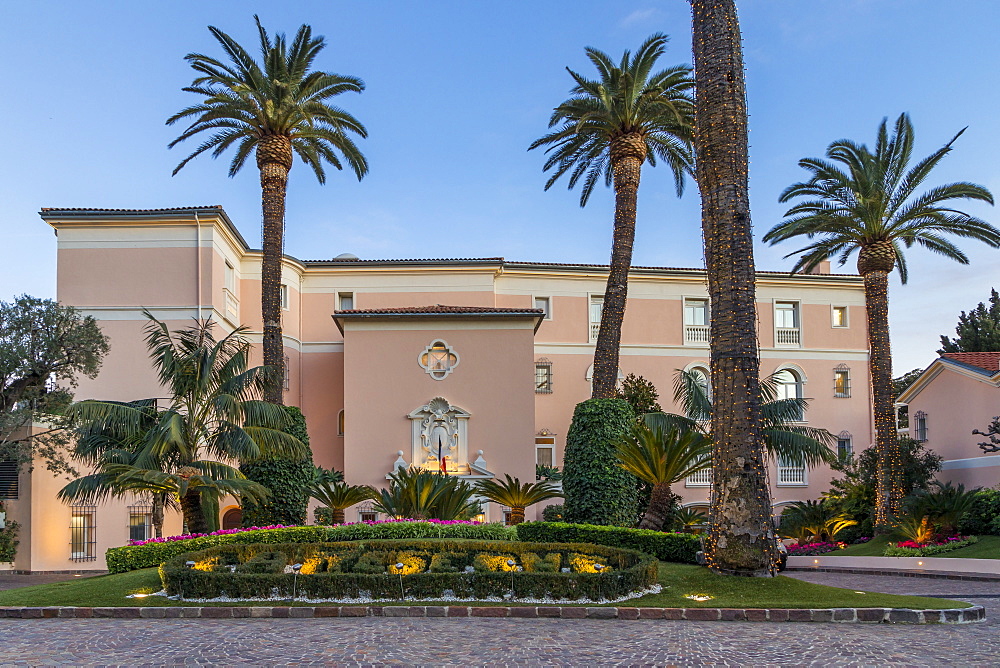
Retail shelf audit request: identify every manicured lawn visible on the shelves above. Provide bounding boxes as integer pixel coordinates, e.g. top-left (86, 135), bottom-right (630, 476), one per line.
top-left (834, 535), bottom-right (1000, 559)
top-left (0, 562), bottom-right (968, 609)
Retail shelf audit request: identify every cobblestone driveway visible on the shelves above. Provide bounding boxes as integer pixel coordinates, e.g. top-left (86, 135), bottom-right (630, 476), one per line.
top-left (0, 571), bottom-right (996, 667)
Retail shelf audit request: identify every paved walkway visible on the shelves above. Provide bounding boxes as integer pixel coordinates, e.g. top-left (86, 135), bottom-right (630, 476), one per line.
top-left (0, 572), bottom-right (100, 592)
top-left (0, 571), bottom-right (996, 666)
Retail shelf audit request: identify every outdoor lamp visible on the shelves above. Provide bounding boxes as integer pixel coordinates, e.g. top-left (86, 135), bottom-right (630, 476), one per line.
top-left (185, 561), bottom-right (196, 569)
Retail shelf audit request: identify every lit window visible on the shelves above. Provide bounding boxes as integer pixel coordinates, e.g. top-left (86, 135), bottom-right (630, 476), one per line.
top-left (128, 505), bottom-right (152, 543)
top-left (832, 306), bottom-right (848, 328)
top-left (338, 292), bottom-right (354, 311)
top-left (0, 460), bottom-right (17, 499)
top-left (535, 359), bottom-right (553, 393)
top-left (775, 368), bottom-right (805, 421)
top-left (419, 340), bottom-right (460, 380)
top-left (834, 365), bottom-right (851, 398)
top-left (534, 297), bottom-right (551, 319)
top-left (837, 432), bottom-right (853, 460)
top-left (914, 411), bottom-right (928, 441)
top-left (70, 505), bottom-right (97, 562)
top-left (589, 296), bottom-right (603, 341)
top-left (536, 436), bottom-right (555, 468)
top-left (337, 410), bottom-right (345, 436)
top-left (280, 284), bottom-right (289, 310)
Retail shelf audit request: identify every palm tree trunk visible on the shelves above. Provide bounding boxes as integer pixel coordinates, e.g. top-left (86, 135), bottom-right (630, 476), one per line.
top-left (507, 506), bottom-right (526, 526)
top-left (257, 136), bottom-right (293, 405)
top-left (863, 269), bottom-right (901, 529)
top-left (151, 494), bottom-right (165, 539)
top-left (180, 489), bottom-right (209, 535)
top-left (691, 0), bottom-right (778, 576)
top-left (638, 482), bottom-right (674, 531)
top-left (332, 507), bottom-right (346, 525)
top-left (591, 135), bottom-right (646, 399)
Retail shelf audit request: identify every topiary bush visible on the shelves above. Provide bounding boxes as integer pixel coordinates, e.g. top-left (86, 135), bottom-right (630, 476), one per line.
top-left (240, 406), bottom-right (316, 527)
top-left (562, 398), bottom-right (638, 526)
top-left (159, 539), bottom-right (658, 602)
top-left (515, 521), bottom-right (700, 564)
top-left (958, 488), bottom-right (1000, 535)
top-left (541, 504), bottom-right (564, 522)
top-left (107, 520), bottom-right (516, 573)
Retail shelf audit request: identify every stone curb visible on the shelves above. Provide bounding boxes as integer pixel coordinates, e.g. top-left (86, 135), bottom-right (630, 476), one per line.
top-left (0, 605), bottom-right (985, 624)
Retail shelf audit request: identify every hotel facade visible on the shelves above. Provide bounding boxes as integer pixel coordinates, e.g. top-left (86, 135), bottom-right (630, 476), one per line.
top-left (3, 206), bottom-right (873, 571)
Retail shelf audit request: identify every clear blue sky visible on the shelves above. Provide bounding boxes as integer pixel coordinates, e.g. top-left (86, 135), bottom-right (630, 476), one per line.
top-left (3, 0), bottom-right (998, 374)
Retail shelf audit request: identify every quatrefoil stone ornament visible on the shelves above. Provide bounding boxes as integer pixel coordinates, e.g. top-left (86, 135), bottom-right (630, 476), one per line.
top-left (418, 339), bottom-right (460, 380)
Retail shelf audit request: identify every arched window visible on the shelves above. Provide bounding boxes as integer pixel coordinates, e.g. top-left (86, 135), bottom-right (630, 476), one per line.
top-left (775, 368), bottom-right (804, 421)
top-left (685, 365), bottom-right (712, 420)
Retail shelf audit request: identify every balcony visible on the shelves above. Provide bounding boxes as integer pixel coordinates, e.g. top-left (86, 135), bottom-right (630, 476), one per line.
top-left (777, 465), bottom-right (806, 486)
top-left (684, 325), bottom-right (710, 345)
top-left (775, 327), bottom-right (801, 347)
top-left (590, 322), bottom-right (601, 342)
top-left (685, 468), bottom-right (712, 487)
top-left (224, 289), bottom-right (239, 324)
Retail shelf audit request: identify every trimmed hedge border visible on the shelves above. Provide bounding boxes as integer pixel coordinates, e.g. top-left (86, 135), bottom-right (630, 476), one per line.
top-left (515, 522), bottom-right (700, 564)
top-left (107, 522), bottom-right (516, 574)
top-left (0, 604), bottom-right (984, 623)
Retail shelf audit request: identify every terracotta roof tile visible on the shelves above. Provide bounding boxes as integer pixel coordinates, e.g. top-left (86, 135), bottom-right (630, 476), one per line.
top-left (40, 206), bottom-right (224, 214)
top-left (941, 352), bottom-right (1000, 373)
top-left (335, 304), bottom-right (544, 316)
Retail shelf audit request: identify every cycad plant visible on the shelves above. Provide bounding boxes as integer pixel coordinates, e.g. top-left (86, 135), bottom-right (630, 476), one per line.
top-left (309, 480), bottom-right (376, 525)
top-left (475, 474), bottom-right (562, 526)
top-left (613, 417), bottom-right (711, 530)
top-left (778, 500), bottom-right (857, 544)
top-left (905, 481), bottom-right (979, 537)
top-left (374, 468), bottom-right (479, 521)
top-left (764, 113), bottom-right (999, 526)
top-left (168, 17), bottom-right (368, 404)
top-left (530, 33), bottom-right (693, 398)
top-left (672, 507), bottom-right (708, 533)
top-left (65, 313), bottom-right (306, 534)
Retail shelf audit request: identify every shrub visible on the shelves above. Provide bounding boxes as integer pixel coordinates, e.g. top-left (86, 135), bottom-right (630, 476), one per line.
top-left (107, 520), bottom-right (516, 573)
top-left (562, 399), bottom-right (638, 526)
top-left (314, 507), bottom-right (335, 526)
top-left (240, 406), bottom-right (316, 527)
top-left (541, 504), bottom-right (564, 522)
top-left (0, 520), bottom-right (19, 563)
top-left (515, 521), bottom-right (700, 564)
top-left (884, 536), bottom-right (978, 557)
top-left (785, 541), bottom-right (845, 556)
top-left (958, 488), bottom-right (1000, 535)
top-left (158, 539), bottom-right (658, 602)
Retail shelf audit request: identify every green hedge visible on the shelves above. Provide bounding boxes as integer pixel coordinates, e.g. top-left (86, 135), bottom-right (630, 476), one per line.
top-left (959, 489), bottom-right (1000, 536)
top-left (159, 539), bottom-right (657, 602)
top-left (107, 521), bottom-right (516, 574)
top-left (515, 522), bottom-right (700, 564)
top-left (562, 398), bottom-right (638, 526)
top-left (240, 406), bottom-right (316, 527)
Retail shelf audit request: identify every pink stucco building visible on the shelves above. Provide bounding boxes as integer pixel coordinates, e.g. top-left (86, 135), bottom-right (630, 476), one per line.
top-left (2, 206), bottom-right (874, 571)
top-left (896, 352), bottom-right (1000, 489)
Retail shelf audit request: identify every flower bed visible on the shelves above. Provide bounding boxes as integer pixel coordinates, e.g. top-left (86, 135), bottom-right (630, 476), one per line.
top-left (786, 542), bottom-right (846, 557)
top-left (515, 522), bottom-right (700, 564)
top-left (107, 520), bottom-right (516, 574)
top-left (158, 539), bottom-right (659, 603)
top-left (883, 536), bottom-right (978, 557)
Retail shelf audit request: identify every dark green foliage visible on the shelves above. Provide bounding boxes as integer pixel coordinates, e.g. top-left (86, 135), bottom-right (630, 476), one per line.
top-left (958, 488), bottom-right (1000, 535)
top-left (615, 374), bottom-right (663, 416)
top-left (159, 539), bottom-right (657, 602)
top-left (515, 521), bottom-right (700, 564)
top-left (0, 519), bottom-right (19, 562)
top-left (241, 406), bottom-right (315, 527)
top-left (106, 521), bottom-right (517, 573)
top-left (562, 399), bottom-right (639, 526)
top-left (314, 507), bottom-right (334, 525)
top-left (541, 504), bottom-right (564, 522)
top-left (939, 288), bottom-right (1000, 353)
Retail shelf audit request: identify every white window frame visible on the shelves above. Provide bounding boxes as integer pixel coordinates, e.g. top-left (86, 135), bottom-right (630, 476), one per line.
top-left (280, 284), bottom-right (290, 311)
top-left (831, 305), bottom-right (849, 328)
top-left (774, 300), bottom-right (801, 347)
top-left (533, 295), bottom-right (552, 320)
top-left (223, 261), bottom-right (239, 324)
top-left (338, 292), bottom-right (354, 311)
top-left (774, 365), bottom-right (807, 422)
top-left (283, 354), bottom-right (290, 391)
top-left (683, 297), bottom-right (710, 346)
top-left (535, 436), bottom-right (556, 468)
top-left (588, 294), bottom-right (604, 343)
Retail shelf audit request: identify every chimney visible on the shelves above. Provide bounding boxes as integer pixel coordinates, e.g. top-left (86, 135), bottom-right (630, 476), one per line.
top-left (807, 260), bottom-right (831, 275)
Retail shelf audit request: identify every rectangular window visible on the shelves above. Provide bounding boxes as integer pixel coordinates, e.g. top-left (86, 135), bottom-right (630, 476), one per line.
top-left (0, 460), bottom-right (17, 499)
top-left (774, 302), bottom-right (801, 346)
top-left (837, 437), bottom-right (853, 460)
top-left (832, 306), bottom-right (848, 328)
top-left (535, 436), bottom-right (555, 468)
top-left (589, 296), bottom-right (603, 342)
top-left (914, 411), bottom-right (928, 441)
top-left (224, 262), bottom-right (235, 293)
top-left (280, 284), bottom-right (289, 310)
top-left (128, 505), bottom-right (152, 543)
top-left (683, 298), bottom-right (710, 344)
top-left (534, 296), bottom-right (551, 319)
top-left (70, 506), bottom-right (97, 562)
top-left (834, 368), bottom-right (851, 398)
top-left (358, 502), bottom-right (377, 523)
top-left (338, 292), bottom-right (354, 311)
top-left (283, 355), bottom-right (290, 391)
top-left (535, 363), bottom-right (553, 393)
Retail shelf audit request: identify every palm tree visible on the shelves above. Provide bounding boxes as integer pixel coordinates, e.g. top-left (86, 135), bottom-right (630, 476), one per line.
top-left (613, 420), bottom-right (711, 530)
top-left (167, 17), bottom-right (368, 404)
top-left (530, 34), bottom-right (693, 398)
top-left (308, 480), bottom-right (376, 525)
top-left (763, 113), bottom-right (999, 527)
top-left (475, 474), bottom-right (562, 526)
top-left (67, 313), bottom-right (306, 534)
top-left (690, 0), bottom-right (777, 576)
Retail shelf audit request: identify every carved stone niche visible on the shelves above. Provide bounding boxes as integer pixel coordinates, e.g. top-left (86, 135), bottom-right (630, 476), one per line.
top-left (408, 397), bottom-right (471, 474)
